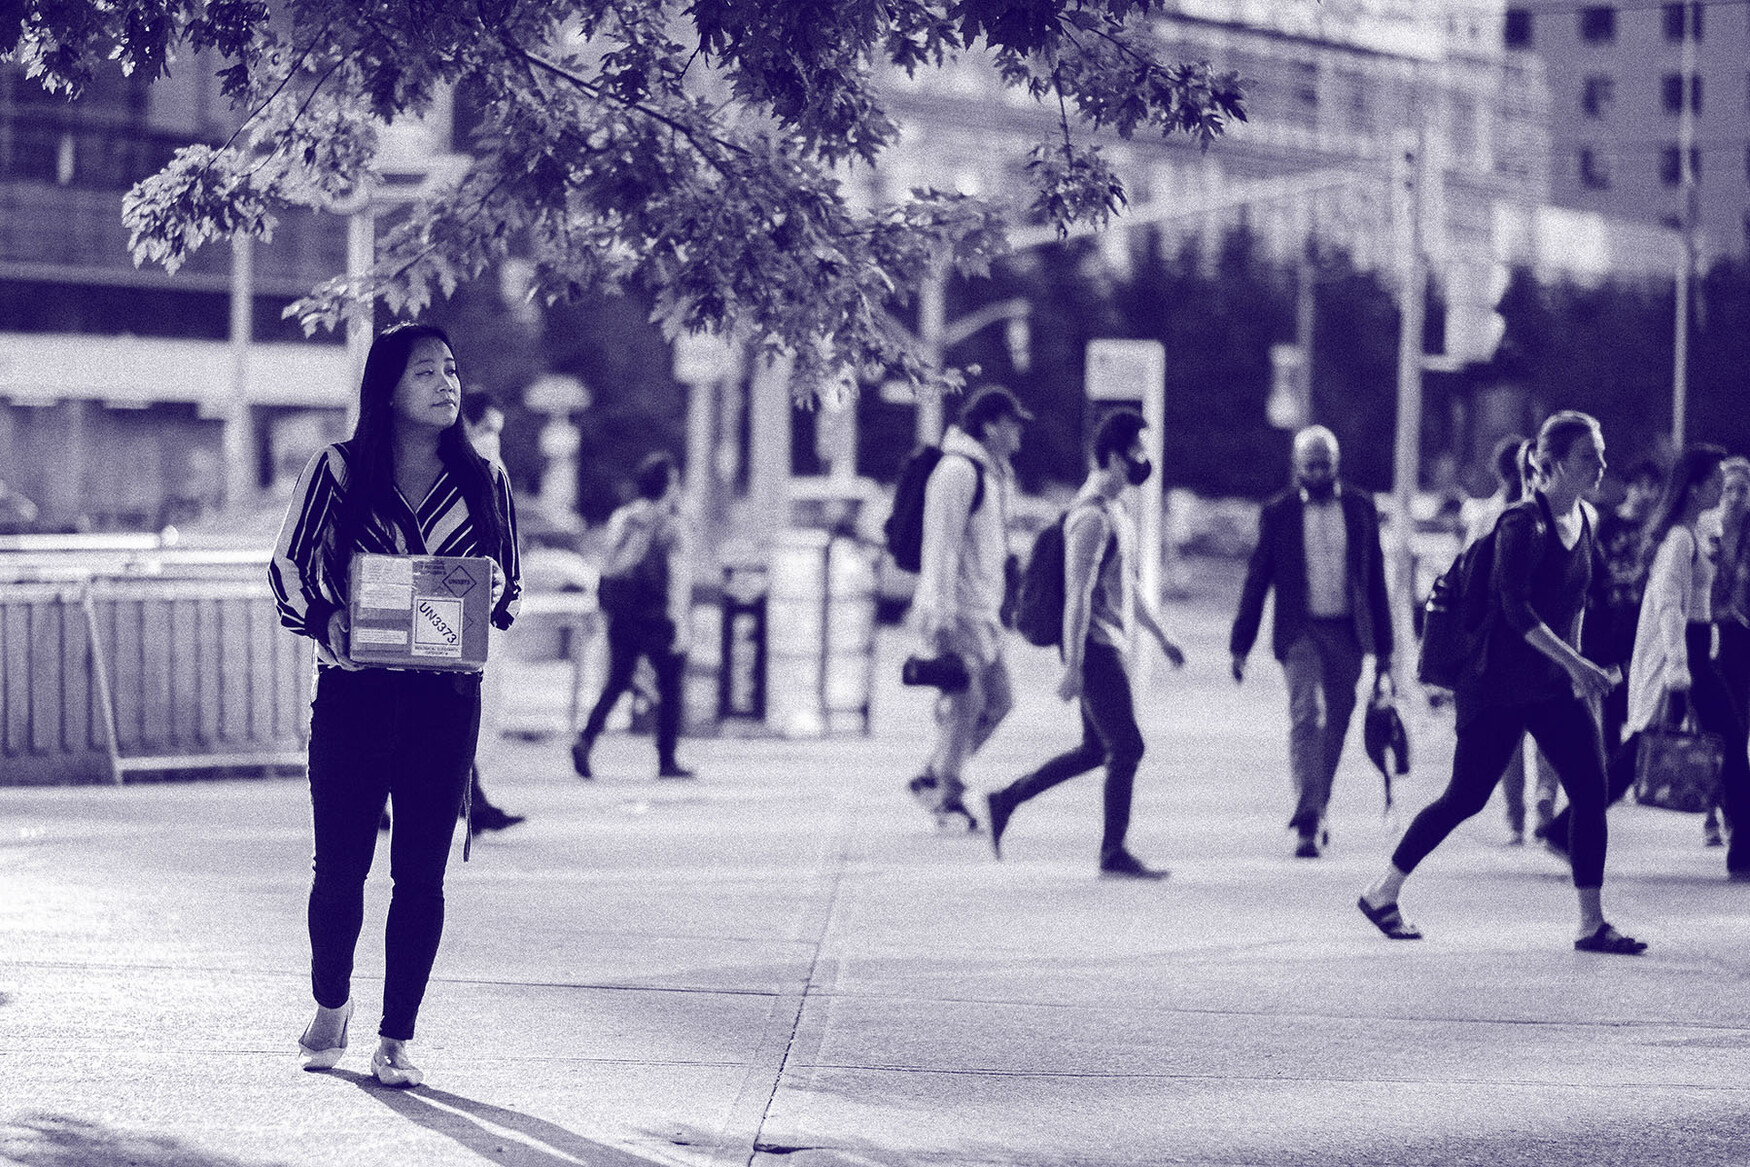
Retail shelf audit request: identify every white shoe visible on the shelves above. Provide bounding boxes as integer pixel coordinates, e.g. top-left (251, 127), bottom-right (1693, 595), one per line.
top-left (371, 1043), bottom-right (425, 1087)
top-left (297, 999), bottom-right (353, 1071)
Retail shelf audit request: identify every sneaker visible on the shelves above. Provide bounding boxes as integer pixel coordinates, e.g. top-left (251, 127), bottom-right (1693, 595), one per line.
top-left (906, 772), bottom-right (941, 810)
top-left (1294, 835), bottom-right (1321, 859)
top-left (1704, 810), bottom-right (1724, 848)
top-left (1507, 829), bottom-right (1526, 847)
top-left (471, 807), bottom-right (526, 835)
top-left (1099, 849), bottom-right (1168, 880)
top-left (570, 735), bottom-right (595, 780)
top-left (657, 763), bottom-right (697, 780)
top-left (985, 791), bottom-right (1013, 860)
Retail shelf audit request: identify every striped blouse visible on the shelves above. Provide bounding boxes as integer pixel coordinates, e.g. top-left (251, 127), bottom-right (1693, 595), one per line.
top-left (269, 441), bottom-right (522, 642)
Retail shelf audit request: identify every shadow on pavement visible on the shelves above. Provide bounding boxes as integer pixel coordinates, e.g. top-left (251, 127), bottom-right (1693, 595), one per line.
top-left (0, 1114), bottom-right (285, 1167)
top-left (334, 1070), bottom-right (680, 1166)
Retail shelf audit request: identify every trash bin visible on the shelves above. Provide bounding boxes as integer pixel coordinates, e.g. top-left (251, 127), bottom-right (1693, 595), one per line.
top-left (822, 535), bottom-right (878, 735)
top-left (718, 563), bottom-right (768, 724)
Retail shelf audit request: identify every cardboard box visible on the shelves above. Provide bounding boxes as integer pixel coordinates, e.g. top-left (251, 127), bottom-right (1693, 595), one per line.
top-left (347, 554), bottom-right (492, 672)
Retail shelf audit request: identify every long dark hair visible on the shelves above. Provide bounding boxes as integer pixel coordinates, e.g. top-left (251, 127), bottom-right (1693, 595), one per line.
top-left (325, 323), bottom-right (508, 587)
top-left (1641, 443), bottom-right (1728, 569)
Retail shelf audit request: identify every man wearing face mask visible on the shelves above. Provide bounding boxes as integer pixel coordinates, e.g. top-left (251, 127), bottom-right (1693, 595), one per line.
top-left (1230, 425), bottom-right (1394, 858)
top-left (984, 409), bottom-right (1186, 878)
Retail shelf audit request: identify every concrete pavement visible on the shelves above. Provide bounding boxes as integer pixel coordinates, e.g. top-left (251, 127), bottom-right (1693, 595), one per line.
top-left (4, 588), bottom-right (1750, 1167)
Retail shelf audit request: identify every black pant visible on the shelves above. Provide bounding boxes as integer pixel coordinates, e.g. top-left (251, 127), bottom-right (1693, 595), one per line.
top-left (581, 612), bottom-right (683, 767)
top-left (307, 667), bottom-right (480, 1040)
top-left (1554, 623), bottom-right (1750, 874)
top-left (1395, 694), bottom-right (1609, 887)
top-left (996, 641), bottom-right (1145, 858)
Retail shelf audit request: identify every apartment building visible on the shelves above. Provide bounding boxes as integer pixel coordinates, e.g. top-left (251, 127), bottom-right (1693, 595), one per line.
top-left (0, 60), bottom-right (350, 533)
top-left (1505, 0), bottom-right (1750, 259)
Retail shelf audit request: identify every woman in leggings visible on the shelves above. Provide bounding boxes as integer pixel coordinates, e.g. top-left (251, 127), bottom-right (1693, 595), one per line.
top-left (270, 323), bottom-right (522, 1085)
top-left (1359, 411), bottom-right (1644, 954)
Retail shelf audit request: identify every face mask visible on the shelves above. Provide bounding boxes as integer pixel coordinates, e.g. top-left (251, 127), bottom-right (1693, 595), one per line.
top-left (1300, 475), bottom-right (1336, 502)
top-left (1125, 457), bottom-right (1153, 487)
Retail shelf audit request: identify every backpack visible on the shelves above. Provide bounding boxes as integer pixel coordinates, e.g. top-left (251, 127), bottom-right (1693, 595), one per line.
top-left (1013, 501), bottom-right (1112, 649)
top-left (1417, 498), bottom-right (1551, 689)
top-left (884, 446), bottom-right (985, 573)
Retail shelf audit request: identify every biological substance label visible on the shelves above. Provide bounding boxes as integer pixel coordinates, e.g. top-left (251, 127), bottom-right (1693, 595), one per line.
top-left (411, 597), bottom-right (465, 657)
top-left (353, 628), bottom-right (409, 647)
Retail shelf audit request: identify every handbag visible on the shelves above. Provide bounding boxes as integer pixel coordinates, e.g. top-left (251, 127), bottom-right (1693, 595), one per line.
top-left (1633, 691), bottom-right (1724, 813)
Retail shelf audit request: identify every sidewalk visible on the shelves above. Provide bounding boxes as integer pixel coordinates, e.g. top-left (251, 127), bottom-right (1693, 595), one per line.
top-left (4, 593), bottom-right (1750, 1167)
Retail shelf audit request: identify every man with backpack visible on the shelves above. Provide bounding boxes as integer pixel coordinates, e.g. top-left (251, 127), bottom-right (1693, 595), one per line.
top-left (1230, 425), bottom-right (1394, 859)
top-left (901, 386), bottom-right (1031, 829)
top-left (984, 410), bottom-right (1186, 878)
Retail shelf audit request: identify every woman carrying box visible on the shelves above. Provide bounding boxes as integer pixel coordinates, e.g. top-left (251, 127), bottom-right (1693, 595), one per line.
top-left (270, 323), bottom-right (521, 1086)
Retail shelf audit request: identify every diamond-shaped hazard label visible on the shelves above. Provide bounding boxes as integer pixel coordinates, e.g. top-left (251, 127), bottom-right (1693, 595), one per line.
top-left (443, 567), bottom-right (476, 597)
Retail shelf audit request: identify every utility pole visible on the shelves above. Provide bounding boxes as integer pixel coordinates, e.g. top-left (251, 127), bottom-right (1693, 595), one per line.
top-left (1389, 125), bottom-right (1427, 671)
top-left (1672, 4), bottom-right (1697, 448)
top-left (224, 233), bottom-right (254, 512)
top-left (915, 260), bottom-right (947, 446)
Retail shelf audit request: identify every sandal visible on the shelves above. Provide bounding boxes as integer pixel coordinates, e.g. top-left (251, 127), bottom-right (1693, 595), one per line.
top-left (1356, 896), bottom-right (1422, 940)
top-left (1574, 923), bottom-right (1647, 955)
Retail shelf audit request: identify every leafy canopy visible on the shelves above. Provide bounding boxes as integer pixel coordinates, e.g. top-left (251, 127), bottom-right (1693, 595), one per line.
top-left (3, 0), bottom-right (1245, 396)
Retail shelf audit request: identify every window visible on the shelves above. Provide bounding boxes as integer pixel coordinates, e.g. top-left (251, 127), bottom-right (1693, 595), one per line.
top-left (1504, 8), bottom-right (1532, 48)
top-left (1662, 73), bottom-right (1703, 115)
top-left (1582, 76), bottom-right (1615, 117)
top-left (1660, 145), bottom-right (1702, 185)
top-left (1663, 2), bottom-right (1702, 41)
top-left (1580, 6), bottom-right (1616, 43)
top-left (1580, 147), bottom-right (1611, 189)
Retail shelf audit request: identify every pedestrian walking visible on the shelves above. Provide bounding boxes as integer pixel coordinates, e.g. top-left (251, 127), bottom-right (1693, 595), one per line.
top-left (1229, 425), bottom-right (1394, 858)
top-left (984, 409), bottom-right (1186, 879)
top-left (571, 451), bottom-right (695, 780)
top-left (1460, 436), bottom-right (1556, 844)
top-left (270, 322), bottom-right (523, 1084)
top-left (1540, 444), bottom-right (1750, 878)
top-left (904, 386), bottom-right (1030, 829)
top-left (460, 394), bottom-right (526, 834)
top-left (1705, 456), bottom-right (1750, 846)
top-left (1359, 411), bottom-right (1645, 954)
top-left (1585, 458), bottom-right (1663, 761)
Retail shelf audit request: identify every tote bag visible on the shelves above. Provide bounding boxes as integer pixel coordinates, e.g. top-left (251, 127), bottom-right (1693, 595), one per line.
top-left (1633, 694), bottom-right (1724, 813)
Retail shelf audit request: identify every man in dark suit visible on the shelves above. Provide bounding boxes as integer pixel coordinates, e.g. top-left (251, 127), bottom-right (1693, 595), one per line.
top-left (1230, 426), bottom-right (1394, 857)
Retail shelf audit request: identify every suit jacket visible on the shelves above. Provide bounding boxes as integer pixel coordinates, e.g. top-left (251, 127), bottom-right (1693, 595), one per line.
top-left (1229, 486), bottom-right (1394, 666)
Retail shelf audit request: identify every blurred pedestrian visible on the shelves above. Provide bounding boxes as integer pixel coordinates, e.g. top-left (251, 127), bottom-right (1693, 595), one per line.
top-left (1360, 412), bottom-right (1645, 954)
top-left (1705, 456), bottom-right (1750, 846)
top-left (905, 386), bottom-right (1030, 830)
top-left (1542, 444), bottom-right (1750, 879)
top-left (984, 409), bottom-right (1185, 878)
top-left (271, 323), bottom-right (523, 1084)
top-left (459, 394), bottom-right (526, 835)
top-left (1585, 458), bottom-right (1663, 762)
top-left (0, 477), bottom-right (38, 534)
top-left (571, 451), bottom-right (695, 780)
top-left (1230, 425), bottom-right (1394, 858)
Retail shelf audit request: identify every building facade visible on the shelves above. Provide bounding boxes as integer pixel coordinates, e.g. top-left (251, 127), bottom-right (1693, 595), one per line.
top-left (0, 59), bottom-right (351, 534)
top-left (1505, 0), bottom-right (1750, 260)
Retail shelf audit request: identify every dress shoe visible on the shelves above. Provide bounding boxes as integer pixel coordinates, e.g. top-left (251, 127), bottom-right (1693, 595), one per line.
top-left (570, 734), bottom-right (595, 779)
top-left (470, 806), bottom-right (526, 835)
top-left (1099, 849), bottom-right (1168, 880)
top-left (297, 999), bottom-right (353, 1071)
top-left (371, 1042), bottom-right (425, 1087)
top-left (657, 763), bottom-right (697, 780)
top-left (985, 790), bottom-right (1014, 860)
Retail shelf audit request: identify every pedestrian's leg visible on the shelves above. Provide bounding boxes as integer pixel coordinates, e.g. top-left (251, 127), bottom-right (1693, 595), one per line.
top-left (1683, 649), bottom-right (1750, 875)
top-left (1282, 637), bottom-right (1325, 838)
top-left (1388, 705), bottom-right (1524, 878)
top-left (998, 705), bottom-right (1105, 809)
top-left (927, 631), bottom-right (985, 805)
top-left (1499, 737), bottom-right (1527, 840)
top-left (580, 615), bottom-right (640, 743)
top-left (968, 657), bottom-right (1015, 756)
top-left (381, 674), bottom-right (480, 1042)
top-left (1533, 744), bottom-right (1561, 834)
top-left (1313, 624), bottom-right (1364, 838)
top-left (653, 647), bottom-right (687, 772)
top-left (1078, 644), bottom-right (1146, 863)
top-left (306, 670), bottom-right (393, 1014)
